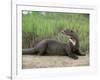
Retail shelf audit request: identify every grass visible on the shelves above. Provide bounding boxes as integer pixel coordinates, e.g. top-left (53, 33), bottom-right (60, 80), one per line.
top-left (22, 11), bottom-right (89, 53)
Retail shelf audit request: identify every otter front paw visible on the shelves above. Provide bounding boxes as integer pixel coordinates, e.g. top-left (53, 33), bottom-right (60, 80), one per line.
top-left (72, 56), bottom-right (78, 60)
top-left (69, 54), bottom-right (78, 60)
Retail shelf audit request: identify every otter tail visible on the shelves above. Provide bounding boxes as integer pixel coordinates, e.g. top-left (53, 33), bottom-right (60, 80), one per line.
top-left (22, 47), bottom-right (37, 55)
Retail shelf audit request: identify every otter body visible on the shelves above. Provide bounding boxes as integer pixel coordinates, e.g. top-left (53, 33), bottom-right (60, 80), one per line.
top-left (23, 39), bottom-right (66, 55)
top-left (22, 29), bottom-right (85, 59)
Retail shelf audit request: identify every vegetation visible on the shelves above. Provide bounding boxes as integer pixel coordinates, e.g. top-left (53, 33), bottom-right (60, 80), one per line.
top-left (22, 11), bottom-right (89, 53)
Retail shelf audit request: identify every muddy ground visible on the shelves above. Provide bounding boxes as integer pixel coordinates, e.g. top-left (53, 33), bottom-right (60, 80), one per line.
top-left (22, 54), bottom-right (89, 69)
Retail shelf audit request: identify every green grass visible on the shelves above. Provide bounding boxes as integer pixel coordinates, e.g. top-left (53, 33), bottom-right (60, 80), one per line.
top-left (22, 11), bottom-right (89, 53)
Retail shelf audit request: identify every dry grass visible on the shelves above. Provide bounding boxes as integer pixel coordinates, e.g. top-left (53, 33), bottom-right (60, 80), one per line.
top-left (22, 54), bottom-right (89, 69)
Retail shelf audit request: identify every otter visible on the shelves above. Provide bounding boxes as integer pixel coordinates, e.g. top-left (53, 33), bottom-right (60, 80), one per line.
top-left (22, 29), bottom-right (85, 59)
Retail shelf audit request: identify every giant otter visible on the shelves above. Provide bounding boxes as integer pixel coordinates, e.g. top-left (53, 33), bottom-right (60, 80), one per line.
top-left (22, 29), bottom-right (85, 59)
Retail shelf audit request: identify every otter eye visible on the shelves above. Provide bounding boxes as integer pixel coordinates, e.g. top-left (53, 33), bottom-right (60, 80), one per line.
top-left (64, 30), bottom-right (66, 32)
top-left (71, 30), bottom-right (73, 32)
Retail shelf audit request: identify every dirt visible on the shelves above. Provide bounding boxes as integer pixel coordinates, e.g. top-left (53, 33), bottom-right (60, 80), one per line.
top-left (22, 54), bottom-right (89, 69)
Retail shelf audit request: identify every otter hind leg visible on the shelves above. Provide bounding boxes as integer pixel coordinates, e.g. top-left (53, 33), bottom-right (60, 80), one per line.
top-left (37, 46), bottom-right (47, 56)
top-left (37, 50), bottom-right (46, 56)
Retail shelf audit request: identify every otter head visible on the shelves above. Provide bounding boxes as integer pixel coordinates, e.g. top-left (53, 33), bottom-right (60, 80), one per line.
top-left (62, 29), bottom-right (79, 46)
